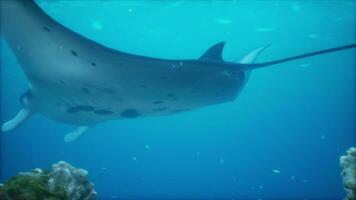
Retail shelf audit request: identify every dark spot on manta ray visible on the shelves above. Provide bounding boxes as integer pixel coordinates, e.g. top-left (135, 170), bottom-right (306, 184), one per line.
top-left (215, 92), bottom-right (220, 97)
top-left (81, 88), bottom-right (90, 94)
top-left (114, 97), bottom-right (122, 101)
top-left (172, 97), bottom-right (180, 101)
top-left (121, 109), bottom-right (140, 118)
top-left (67, 105), bottom-right (94, 113)
top-left (192, 85), bottom-right (201, 92)
top-left (91, 62), bottom-right (97, 66)
top-left (153, 107), bottom-right (168, 112)
top-left (153, 100), bottom-right (163, 104)
top-left (42, 26), bottom-right (50, 32)
top-left (95, 87), bottom-right (116, 94)
top-left (160, 76), bottom-right (167, 81)
top-left (171, 109), bottom-right (189, 113)
top-left (94, 110), bottom-right (115, 115)
top-left (22, 1), bottom-right (30, 7)
top-left (59, 80), bottom-right (65, 84)
top-left (70, 50), bottom-right (78, 57)
top-left (140, 84), bottom-right (147, 88)
top-left (166, 94), bottom-right (175, 98)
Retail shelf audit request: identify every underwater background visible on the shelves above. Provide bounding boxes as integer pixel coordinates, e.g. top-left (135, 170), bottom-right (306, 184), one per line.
top-left (1, 0), bottom-right (355, 199)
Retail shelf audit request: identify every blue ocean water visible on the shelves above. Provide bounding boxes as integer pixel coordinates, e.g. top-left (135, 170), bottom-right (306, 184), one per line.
top-left (1, 0), bottom-right (355, 199)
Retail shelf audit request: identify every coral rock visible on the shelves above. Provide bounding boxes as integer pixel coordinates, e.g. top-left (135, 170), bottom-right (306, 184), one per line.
top-left (49, 161), bottom-right (97, 200)
top-left (0, 161), bottom-right (96, 200)
top-left (340, 147), bottom-right (356, 200)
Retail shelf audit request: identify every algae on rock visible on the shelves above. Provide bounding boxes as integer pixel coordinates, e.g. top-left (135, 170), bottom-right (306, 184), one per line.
top-left (0, 161), bottom-right (96, 200)
top-left (1, 170), bottom-right (67, 200)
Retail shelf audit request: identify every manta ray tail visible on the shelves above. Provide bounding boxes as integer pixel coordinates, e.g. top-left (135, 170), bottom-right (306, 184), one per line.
top-left (239, 43), bottom-right (356, 71)
top-left (1, 108), bottom-right (32, 132)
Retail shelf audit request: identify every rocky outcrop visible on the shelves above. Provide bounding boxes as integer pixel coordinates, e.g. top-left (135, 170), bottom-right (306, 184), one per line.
top-left (49, 161), bottom-right (96, 200)
top-left (0, 161), bottom-right (96, 200)
top-left (340, 147), bottom-right (356, 200)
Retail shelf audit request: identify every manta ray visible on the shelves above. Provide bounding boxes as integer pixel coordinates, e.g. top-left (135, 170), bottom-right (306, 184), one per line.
top-left (1, 0), bottom-right (355, 142)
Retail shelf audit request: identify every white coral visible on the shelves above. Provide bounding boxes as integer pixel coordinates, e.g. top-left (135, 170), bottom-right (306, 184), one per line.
top-left (340, 147), bottom-right (356, 200)
top-left (48, 161), bottom-right (97, 200)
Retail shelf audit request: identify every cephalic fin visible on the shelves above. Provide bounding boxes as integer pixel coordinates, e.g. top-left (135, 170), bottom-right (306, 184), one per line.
top-left (1, 108), bottom-right (32, 132)
top-left (64, 126), bottom-right (90, 142)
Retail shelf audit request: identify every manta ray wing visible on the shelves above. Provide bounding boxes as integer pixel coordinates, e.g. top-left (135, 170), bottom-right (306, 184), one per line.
top-left (1, 0), bottom-right (355, 142)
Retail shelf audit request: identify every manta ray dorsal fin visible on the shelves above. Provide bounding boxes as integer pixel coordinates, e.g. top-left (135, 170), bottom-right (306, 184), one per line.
top-left (199, 41), bottom-right (226, 62)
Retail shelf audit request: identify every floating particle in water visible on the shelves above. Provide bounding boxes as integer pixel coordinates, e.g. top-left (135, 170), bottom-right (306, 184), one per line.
top-left (291, 2), bottom-right (301, 12)
top-left (299, 63), bottom-right (311, 68)
top-left (215, 18), bottom-right (232, 25)
top-left (321, 135), bottom-right (326, 140)
top-left (196, 151), bottom-right (201, 156)
top-left (300, 179), bottom-right (310, 183)
top-left (100, 167), bottom-right (107, 170)
top-left (148, 29), bottom-right (160, 34)
top-left (132, 157), bottom-right (137, 161)
top-left (308, 34), bottom-right (319, 39)
top-left (259, 185), bottom-right (264, 189)
top-left (144, 144), bottom-right (150, 149)
top-left (333, 16), bottom-right (346, 22)
top-left (219, 158), bottom-right (225, 165)
top-left (291, 175), bottom-right (296, 180)
top-left (167, 1), bottom-right (183, 8)
top-left (179, 61), bottom-right (184, 66)
top-left (272, 169), bottom-right (281, 174)
top-left (256, 27), bottom-right (276, 32)
top-left (128, 8), bottom-right (133, 13)
top-left (92, 20), bottom-right (103, 30)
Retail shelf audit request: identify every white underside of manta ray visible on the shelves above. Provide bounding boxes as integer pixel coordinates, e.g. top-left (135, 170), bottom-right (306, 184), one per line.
top-left (1, 0), bottom-right (355, 142)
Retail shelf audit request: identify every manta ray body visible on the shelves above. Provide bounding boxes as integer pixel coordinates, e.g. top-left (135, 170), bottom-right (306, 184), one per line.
top-left (1, 0), bottom-right (355, 141)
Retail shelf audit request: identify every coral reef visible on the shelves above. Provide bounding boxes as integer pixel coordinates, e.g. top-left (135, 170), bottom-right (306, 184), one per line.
top-left (49, 161), bottom-right (96, 200)
top-left (0, 161), bottom-right (96, 200)
top-left (340, 147), bottom-right (356, 200)
top-left (0, 184), bottom-right (4, 199)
